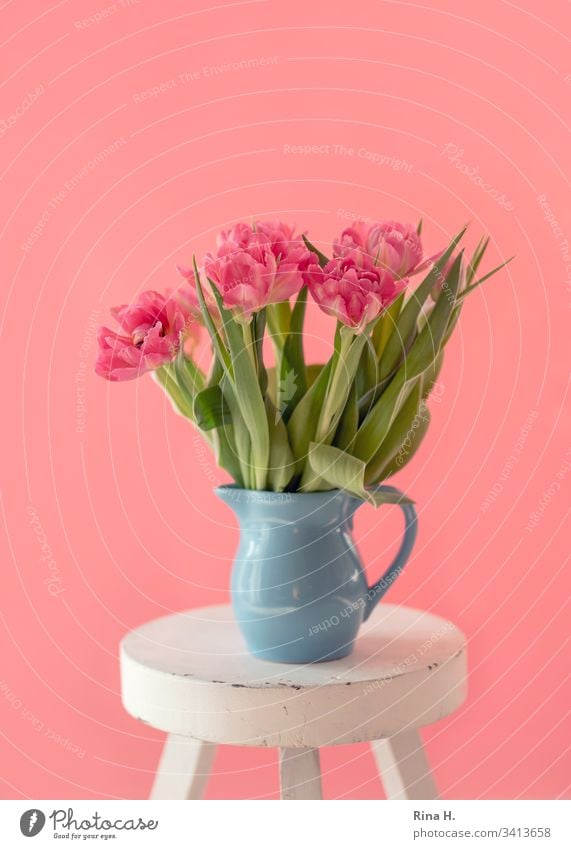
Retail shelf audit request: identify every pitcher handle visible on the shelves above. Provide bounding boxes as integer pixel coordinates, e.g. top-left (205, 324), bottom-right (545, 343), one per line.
top-left (363, 485), bottom-right (418, 621)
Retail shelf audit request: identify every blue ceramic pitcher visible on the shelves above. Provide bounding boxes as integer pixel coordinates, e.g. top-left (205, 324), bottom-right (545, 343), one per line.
top-left (216, 485), bottom-right (417, 664)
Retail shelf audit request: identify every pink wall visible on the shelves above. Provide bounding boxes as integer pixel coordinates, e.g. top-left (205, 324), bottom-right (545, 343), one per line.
top-left (1, 0), bottom-right (569, 800)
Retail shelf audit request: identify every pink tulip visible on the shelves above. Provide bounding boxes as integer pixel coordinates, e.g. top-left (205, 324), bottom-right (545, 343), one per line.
top-left (95, 290), bottom-right (187, 381)
top-left (166, 283), bottom-right (205, 355)
top-left (307, 254), bottom-right (405, 331)
top-left (215, 220), bottom-right (310, 266)
top-left (254, 219), bottom-right (313, 268)
top-left (203, 219), bottom-right (314, 321)
top-left (334, 220), bottom-right (425, 278)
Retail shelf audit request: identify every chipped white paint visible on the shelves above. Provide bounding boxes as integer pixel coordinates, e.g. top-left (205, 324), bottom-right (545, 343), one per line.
top-left (120, 604), bottom-right (466, 799)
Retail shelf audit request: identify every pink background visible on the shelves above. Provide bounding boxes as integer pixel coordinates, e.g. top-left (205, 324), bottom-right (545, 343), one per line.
top-left (1, 0), bottom-right (569, 800)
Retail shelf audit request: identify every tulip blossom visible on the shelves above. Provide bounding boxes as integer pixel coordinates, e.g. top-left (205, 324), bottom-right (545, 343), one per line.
top-left (215, 220), bottom-right (311, 266)
top-left (254, 219), bottom-right (314, 268)
top-left (203, 220), bottom-right (314, 321)
top-left (95, 290), bottom-right (187, 381)
top-left (164, 284), bottom-right (205, 355)
top-left (334, 220), bottom-right (426, 278)
top-left (94, 218), bottom-right (508, 499)
top-left (307, 254), bottom-right (405, 331)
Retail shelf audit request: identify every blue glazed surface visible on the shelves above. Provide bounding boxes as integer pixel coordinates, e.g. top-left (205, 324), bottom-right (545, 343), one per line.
top-left (216, 485), bottom-right (417, 664)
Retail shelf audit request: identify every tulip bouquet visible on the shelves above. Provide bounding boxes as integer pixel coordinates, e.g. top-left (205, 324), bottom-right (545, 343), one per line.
top-left (96, 219), bottom-right (509, 506)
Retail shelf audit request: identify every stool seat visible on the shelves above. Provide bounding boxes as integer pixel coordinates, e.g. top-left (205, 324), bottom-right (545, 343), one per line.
top-left (120, 603), bottom-right (466, 750)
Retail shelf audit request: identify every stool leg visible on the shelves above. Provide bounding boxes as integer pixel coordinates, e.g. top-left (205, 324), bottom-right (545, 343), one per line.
top-left (372, 731), bottom-right (439, 800)
top-left (150, 734), bottom-right (217, 800)
top-left (279, 747), bottom-right (323, 800)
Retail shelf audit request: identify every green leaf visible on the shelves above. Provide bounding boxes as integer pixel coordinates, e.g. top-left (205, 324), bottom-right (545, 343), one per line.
top-left (416, 217), bottom-right (423, 235)
top-left (356, 296), bottom-right (405, 419)
top-left (372, 291), bottom-right (404, 360)
top-left (220, 375), bottom-right (252, 488)
top-left (364, 380), bottom-right (427, 484)
top-left (302, 234), bottom-right (329, 268)
top-left (174, 344), bottom-right (204, 403)
top-left (152, 364), bottom-right (195, 420)
top-left (355, 335), bottom-right (379, 399)
top-left (353, 252), bottom-right (464, 464)
top-left (252, 310), bottom-right (268, 395)
top-left (287, 359), bottom-right (332, 478)
top-left (440, 254), bottom-right (512, 352)
top-left (334, 381), bottom-right (359, 451)
top-left (211, 425), bottom-right (244, 488)
top-left (265, 397), bottom-right (296, 492)
top-left (206, 351), bottom-right (224, 389)
top-left (314, 329), bottom-right (367, 444)
top-left (193, 384), bottom-right (231, 431)
top-left (266, 300), bottom-right (290, 349)
top-left (266, 360), bottom-right (322, 410)
top-left (305, 442), bottom-right (413, 506)
top-left (303, 330), bottom-right (374, 491)
top-left (422, 350), bottom-right (445, 399)
top-left (264, 365), bottom-right (278, 407)
top-left (207, 376), bottom-right (244, 486)
top-left (396, 251), bottom-right (464, 379)
top-left (376, 404), bottom-right (431, 480)
top-left (441, 300), bottom-right (463, 348)
top-left (379, 226), bottom-right (467, 380)
top-left (192, 256), bottom-right (232, 375)
top-left (357, 374), bottom-right (393, 421)
top-left (353, 370), bottom-right (419, 465)
top-left (306, 362), bottom-right (324, 387)
top-left (457, 256), bottom-right (514, 302)
top-left (209, 281), bottom-right (270, 490)
top-left (278, 287), bottom-right (308, 422)
top-left (466, 235), bottom-right (489, 285)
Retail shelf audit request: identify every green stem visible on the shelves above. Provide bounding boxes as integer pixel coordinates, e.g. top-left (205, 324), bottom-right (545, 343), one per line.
top-left (241, 321), bottom-right (267, 490)
top-left (153, 366), bottom-right (214, 446)
top-left (183, 357), bottom-right (207, 394)
top-left (266, 301), bottom-right (290, 349)
top-left (314, 331), bottom-right (353, 443)
top-left (242, 321), bottom-right (257, 372)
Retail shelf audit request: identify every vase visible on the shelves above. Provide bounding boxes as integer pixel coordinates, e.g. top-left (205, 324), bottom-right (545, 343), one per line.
top-left (216, 484), bottom-right (417, 664)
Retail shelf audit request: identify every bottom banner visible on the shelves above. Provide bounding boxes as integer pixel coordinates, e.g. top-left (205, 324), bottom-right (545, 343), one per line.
top-left (0, 799), bottom-right (568, 848)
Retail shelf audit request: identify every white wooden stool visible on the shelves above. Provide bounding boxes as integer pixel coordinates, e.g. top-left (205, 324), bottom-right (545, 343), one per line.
top-left (120, 604), bottom-right (467, 800)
